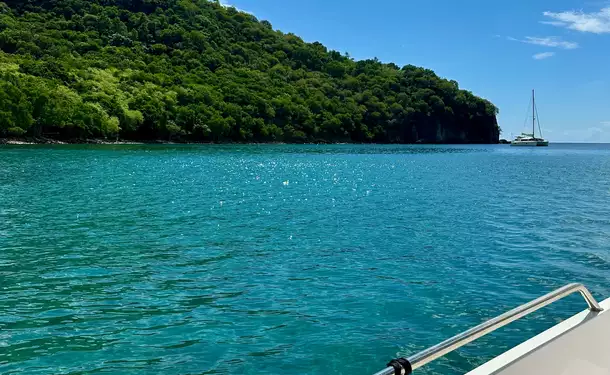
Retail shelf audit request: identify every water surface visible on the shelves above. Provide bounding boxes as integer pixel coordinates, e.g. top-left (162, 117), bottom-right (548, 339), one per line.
top-left (2, 144), bottom-right (610, 374)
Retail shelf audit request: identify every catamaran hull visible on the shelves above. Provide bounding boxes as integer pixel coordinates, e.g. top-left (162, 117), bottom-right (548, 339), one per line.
top-left (511, 141), bottom-right (538, 146)
top-left (511, 141), bottom-right (549, 146)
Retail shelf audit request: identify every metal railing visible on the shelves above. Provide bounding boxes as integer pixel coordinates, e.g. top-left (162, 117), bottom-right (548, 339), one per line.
top-left (374, 283), bottom-right (603, 375)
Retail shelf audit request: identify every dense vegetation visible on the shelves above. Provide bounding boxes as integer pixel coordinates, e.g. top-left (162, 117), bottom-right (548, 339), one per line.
top-left (0, 0), bottom-right (500, 143)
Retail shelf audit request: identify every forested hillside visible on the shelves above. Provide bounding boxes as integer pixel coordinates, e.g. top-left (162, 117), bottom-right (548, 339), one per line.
top-left (0, 0), bottom-right (500, 143)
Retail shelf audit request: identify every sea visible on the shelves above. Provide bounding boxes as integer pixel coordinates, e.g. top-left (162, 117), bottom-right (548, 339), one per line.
top-left (1, 144), bottom-right (610, 375)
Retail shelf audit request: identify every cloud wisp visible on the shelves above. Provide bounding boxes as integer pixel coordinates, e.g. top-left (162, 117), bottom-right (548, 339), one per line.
top-left (508, 36), bottom-right (579, 49)
top-left (533, 52), bottom-right (556, 60)
top-left (543, 7), bottom-right (610, 34)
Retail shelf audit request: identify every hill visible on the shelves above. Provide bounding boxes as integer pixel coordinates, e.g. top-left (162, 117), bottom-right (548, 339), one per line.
top-left (0, 0), bottom-right (500, 143)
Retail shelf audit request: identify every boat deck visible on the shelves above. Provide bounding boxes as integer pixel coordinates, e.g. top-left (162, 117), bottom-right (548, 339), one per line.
top-left (467, 297), bottom-right (610, 375)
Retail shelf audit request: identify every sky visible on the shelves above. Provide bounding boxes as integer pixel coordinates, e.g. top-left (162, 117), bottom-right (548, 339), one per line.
top-left (220, 0), bottom-right (610, 142)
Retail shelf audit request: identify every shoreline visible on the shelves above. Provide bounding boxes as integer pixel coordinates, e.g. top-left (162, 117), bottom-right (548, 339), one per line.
top-left (0, 138), bottom-right (181, 145)
top-left (0, 137), bottom-right (501, 146)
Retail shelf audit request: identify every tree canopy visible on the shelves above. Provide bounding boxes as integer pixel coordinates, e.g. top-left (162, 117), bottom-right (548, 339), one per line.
top-left (0, 0), bottom-right (500, 143)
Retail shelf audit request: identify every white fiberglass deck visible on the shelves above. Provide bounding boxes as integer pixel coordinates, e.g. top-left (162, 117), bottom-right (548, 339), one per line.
top-left (467, 297), bottom-right (610, 375)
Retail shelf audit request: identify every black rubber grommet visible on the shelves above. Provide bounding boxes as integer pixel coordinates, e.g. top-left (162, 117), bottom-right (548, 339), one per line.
top-left (386, 358), bottom-right (413, 375)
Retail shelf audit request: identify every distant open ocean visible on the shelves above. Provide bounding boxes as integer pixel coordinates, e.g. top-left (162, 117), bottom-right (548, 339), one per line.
top-left (2, 143), bottom-right (610, 374)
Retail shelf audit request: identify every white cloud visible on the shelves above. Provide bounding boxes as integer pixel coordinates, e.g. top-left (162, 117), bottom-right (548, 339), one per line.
top-left (508, 36), bottom-right (579, 49)
top-left (533, 52), bottom-right (556, 60)
top-left (218, 0), bottom-right (252, 14)
top-left (602, 121), bottom-right (610, 127)
top-left (540, 21), bottom-right (566, 27)
top-left (526, 36), bottom-right (578, 49)
top-left (543, 7), bottom-right (610, 33)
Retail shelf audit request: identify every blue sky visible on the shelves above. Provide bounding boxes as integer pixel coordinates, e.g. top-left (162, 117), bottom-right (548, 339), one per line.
top-left (221, 0), bottom-right (610, 142)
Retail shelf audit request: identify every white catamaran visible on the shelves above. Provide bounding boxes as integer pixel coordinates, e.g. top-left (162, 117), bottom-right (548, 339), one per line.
top-left (511, 90), bottom-right (549, 147)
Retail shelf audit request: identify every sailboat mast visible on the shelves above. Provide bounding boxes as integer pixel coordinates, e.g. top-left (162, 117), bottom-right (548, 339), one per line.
top-left (532, 89), bottom-right (536, 137)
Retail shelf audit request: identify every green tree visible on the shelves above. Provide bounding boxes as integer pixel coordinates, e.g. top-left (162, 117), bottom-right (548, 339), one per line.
top-left (0, 0), bottom-right (499, 143)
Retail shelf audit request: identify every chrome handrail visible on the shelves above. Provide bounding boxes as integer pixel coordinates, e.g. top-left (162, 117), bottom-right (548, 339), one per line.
top-left (373, 283), bottom-right (603, 375)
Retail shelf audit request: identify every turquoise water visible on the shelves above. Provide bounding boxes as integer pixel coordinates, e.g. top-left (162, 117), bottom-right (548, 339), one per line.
top-left (2, 144), bottom-right (610, 375)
